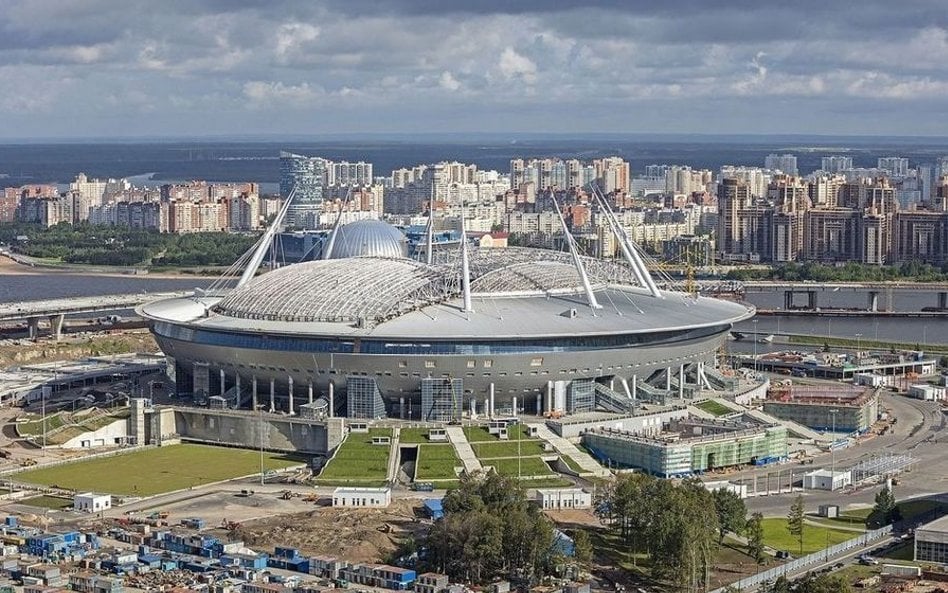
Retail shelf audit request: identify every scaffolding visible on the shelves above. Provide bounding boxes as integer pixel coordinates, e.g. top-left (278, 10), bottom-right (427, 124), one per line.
top-left (345, 376), bottom-right (387, 419)
top-left (848, 453), bottom-right (917, 485)
top-left (420, 378), bottom-right (463, 422)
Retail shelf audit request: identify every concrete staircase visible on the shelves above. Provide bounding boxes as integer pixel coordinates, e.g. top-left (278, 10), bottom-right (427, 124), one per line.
top-left (445, 426), bottom-right (482, 473)
top-left (386, 427), bottom-right (401, 483)
top-left (528, 423), bottom-right (611, 478)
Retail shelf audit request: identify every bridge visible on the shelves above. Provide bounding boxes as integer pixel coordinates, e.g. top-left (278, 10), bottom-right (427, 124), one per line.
top-left (740, 281), bottom-right (948, 312)
top-left (0, 292), bottom-right (191, 340)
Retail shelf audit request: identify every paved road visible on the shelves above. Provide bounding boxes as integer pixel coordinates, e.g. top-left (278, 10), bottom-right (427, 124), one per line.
top-left (739, 392), bottom-right (947, 516)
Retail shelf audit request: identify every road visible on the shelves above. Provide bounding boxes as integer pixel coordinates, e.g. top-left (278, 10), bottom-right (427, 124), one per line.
top-left (734, 392), bottom-right (947, 516)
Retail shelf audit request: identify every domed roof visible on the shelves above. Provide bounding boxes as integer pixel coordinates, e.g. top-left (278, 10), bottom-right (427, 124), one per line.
top-left (214, 257), bottom-right (450, 324)
top-left (328, 219), bottom-right (407, 259)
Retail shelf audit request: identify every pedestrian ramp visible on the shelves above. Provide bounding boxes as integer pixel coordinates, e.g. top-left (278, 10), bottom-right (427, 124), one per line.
top-left (445, 426), bottom-right (483, 474)
top-left (386, 428), bottom-right (401, 483)
top-left (528, 423), bottom-right (611, 478)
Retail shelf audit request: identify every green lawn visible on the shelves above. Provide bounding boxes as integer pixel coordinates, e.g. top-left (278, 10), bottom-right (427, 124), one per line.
top-left (561, 455), bottom-right (587, 474)
top-left (695, 400), bottom-right (734, 417)
top-left (15, 444), bottom-right (304, 496)
top-left (463, 426), bottom-right (496, 442)
top-left (399, 427), bottom-right (437, 444)
top-left (484, 457), bottom-right (554, 477)
top-left (414, 445), bottom-right (461, 480)
top-left (316, 428), bottom-right (391, 484)
top-left (471, 440), bottom-right (546, 458)
top-left (20, 495), bottom-right (73, 510)
top-left (760, 517), bottom-right (856, 555)
top-left (16, 413), bottom-right (67, 437)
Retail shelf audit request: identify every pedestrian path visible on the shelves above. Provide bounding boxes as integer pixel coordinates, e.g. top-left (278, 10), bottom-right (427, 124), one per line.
top-left (445, 426), bottom-right (482, 473)
top-left (386, 427), bottom-right (401, 483)
top-left (528, 423), bottom-right (611, 478)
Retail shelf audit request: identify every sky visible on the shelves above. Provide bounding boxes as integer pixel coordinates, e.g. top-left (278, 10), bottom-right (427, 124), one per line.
top-left (2, 0), bottom-right (948, 139)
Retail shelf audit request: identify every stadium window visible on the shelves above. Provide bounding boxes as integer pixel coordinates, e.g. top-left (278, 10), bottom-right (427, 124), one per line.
top-left (483, 360), bottom-right (493, 368)
top-left (530, 357), bottom-right (543, 367)
top-left (514, 372), bottom-right (522, 376)
top-left (398, 361), bottom-right (408, 368)
top-left (425, 360), bottom-right (436, 368)
top-left (466, 360), bottom-right (475, 368)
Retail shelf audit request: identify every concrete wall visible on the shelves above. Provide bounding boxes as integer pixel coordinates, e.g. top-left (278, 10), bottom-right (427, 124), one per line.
top-left (547, 407), bottom-right (688, 438)
top-left (169, 408), bottom-right (344, 454)
top-left (60, 418), bottom-right (129, 449)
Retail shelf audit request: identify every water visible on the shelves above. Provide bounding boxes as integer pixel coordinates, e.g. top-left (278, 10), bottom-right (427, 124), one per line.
top-left (0, 272), bottom-right (211, 303)
top-left (3, 135), bottom-right (948, 188)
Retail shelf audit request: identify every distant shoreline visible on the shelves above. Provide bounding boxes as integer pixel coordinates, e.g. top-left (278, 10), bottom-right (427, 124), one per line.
top-left (0, 254), bottom-right (216, 279)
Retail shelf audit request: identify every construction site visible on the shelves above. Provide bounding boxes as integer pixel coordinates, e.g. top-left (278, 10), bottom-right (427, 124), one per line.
top-left (762, 384), bottom-right (879, 433)
top-left (582, 413), bottom-right (788, 477)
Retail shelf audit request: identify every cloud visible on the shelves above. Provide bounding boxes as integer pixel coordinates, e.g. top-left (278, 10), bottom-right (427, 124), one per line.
top-left (0, 0), bottom-right (947, 136)
top-left (498, 47), bottom-right (537, 84)
top-left (242, 81), bottom-right (323, 106)
top-left (439, 71), bottom-right (461, 91)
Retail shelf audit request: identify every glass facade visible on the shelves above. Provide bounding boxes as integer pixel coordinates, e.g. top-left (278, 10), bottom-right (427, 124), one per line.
top-left (280, 151), bottom-right (327, 227)
top-left (346, 376), bottom-right (387, 419)
top-left (154, 322), bottom-right (727, 357)
top-left (420, 378), bottom-right (463, 422)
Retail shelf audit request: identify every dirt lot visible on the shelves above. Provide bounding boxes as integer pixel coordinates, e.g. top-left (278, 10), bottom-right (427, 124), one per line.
top-left (0, 331), bottom-right (157, 367)
top-left (229, 498), bottom-right (426, 563)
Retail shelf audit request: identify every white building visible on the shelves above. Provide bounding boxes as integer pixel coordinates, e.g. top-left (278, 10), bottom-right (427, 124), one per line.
top-left (803, 469), bottom-right (852, 491)
top-left (73, 493), bottom-right (111, 513)
top-left (535, 488), bottom-right (592, 510)
top-left (915, 514), bottom-right (948, 564)
top-left (701, 480), bottom-right (748, 499)
top-left (332, 487), bottom-right (391, 508)
top-left (908, 384), bottom-right (946, 401)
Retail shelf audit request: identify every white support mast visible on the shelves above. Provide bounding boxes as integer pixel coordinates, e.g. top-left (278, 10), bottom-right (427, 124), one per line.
top-left (238, 185), bottom-right (297, 287)
top-left (459, 195), bottom-right (473, 313)
top-left (550, 190), bottom-right (602, 310)
top-left (426, 185), bottom-right (435, 265)
top-left (322, 187), bottom-right (352, 260)
top-left (592, 184), bottom-right (662, 298)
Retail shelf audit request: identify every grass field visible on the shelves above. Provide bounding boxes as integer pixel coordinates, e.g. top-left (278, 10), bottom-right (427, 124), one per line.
top-left (16, 444), bottom-right (304, 496)
top-left (316, 428), bottom-right (391, 485)
top-left (484, 457), bottom-right (555, 477)
top-left (16, 413), bottom-right (67, 437)
top-left (561, 455), bottom-right (587, 474)
top-left (21, 495), bottom-right (74, 510)
top-left (399, 427), bottom-right (436, 444)
top-left (471, 439), bottom-right (546, 458)
top-left (414, 444), bottom-right (461, 480)
top-left (695, 400), bottom-right (734, 417)
top-left (760, 517), bottom-right (856, 555)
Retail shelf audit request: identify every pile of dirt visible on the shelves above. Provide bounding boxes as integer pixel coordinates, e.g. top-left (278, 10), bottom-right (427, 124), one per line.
top-left (230, 499), bottom-right (425, 563)
top-left (0, 332), bottom-right (157, 367)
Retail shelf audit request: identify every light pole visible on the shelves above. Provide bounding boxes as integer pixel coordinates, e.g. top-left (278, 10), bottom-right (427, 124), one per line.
top-left (855, 333), bottom-right (862, 362)
top-left (752, 319), bottom-right (759, 374)
top-left (257, 405), bottom-right (265, 486)
top-left (830, 408), bottom-right (839, 477)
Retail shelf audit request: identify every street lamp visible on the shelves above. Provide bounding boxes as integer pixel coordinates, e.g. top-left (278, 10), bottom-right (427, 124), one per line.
top-left (830, 408), bottom-right (839, 477)
top-left (752, 319), bottom-right (759, 374)
top-left (256, 404), bottom-right (266, 486)
top-left (855, 333), bottom-right (862, 362)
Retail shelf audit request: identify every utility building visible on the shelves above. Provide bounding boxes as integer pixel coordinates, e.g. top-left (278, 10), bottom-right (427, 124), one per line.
top-left (332, 487), bottom-right (392, 508)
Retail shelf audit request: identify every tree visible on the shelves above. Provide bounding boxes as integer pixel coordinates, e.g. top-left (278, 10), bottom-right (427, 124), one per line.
top-left (769, 575), bottom-right (791, 593)
top-left (871, 484), bottom-right (901, 527)
top-left (572, 529), bottom-right (593, 570)
top-left (787, 495), bottom-right (806, 555)
top-left (712, 488), bottom-right (747, 543)
top-left (746, 512), bottom-right (766, 564)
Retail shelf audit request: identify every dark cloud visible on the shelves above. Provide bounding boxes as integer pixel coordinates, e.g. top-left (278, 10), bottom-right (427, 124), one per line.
top-left (0, 0), bottom-right (946, 137)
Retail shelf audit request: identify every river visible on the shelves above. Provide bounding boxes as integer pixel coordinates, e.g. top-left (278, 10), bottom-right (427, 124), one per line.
top-left (1, 264), bottom-right (945, 346)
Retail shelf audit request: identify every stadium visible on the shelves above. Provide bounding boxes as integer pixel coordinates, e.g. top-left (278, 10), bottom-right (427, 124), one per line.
top-left (140, 193), bottom-right (753, 420)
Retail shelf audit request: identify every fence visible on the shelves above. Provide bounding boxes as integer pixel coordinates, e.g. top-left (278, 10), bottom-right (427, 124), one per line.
top-left (709, 525), bottom-right (892, 593)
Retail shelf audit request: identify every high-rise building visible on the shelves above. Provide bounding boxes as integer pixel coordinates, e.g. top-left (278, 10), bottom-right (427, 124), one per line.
top-left (878, 157), bottom-right (909, 177)
top-left (803, 209), bottom-right (860, 262)
top-left (280, 151), bottom-right (328, 228)
top-left (764, 154), bottom-right (798, 176)
top-left (821, 156), bottom-right (854, 173)
top-left (891, 211), bottom-right (948, 265)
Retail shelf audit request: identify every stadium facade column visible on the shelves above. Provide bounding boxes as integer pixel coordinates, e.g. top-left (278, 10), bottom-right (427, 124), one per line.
top-left (308, 382), bottom-right (313, 405)
top-left (666, 368), bottom-right (671, 391)
top-left (251, 376), bottom-right (258, 410)
top-left (536, 393), bottom-right (542, 415)
top-left (512, 396), bottom-right (518, 416)
top-left (328, 382), bottom-right (334, 418)
top-left (220, 369), bottom-right (226, 396)
top-left (269, 378), bottom-right (275, 412)
top-left (679, 364), bottom-right (685, 398)
top-left (545, 380), bottom-right (553, 413)
top-left (631, 374), bottom-right (637, 399)
top-left (288, 376), bottom-right (294, 415)
top-left (489, 383), bottom-right (495, 417)
top-left (235, 375), bottom-right (241, 402)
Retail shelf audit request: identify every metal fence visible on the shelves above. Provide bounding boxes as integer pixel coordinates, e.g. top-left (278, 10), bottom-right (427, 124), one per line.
top-left (709, 525), bottom-right (892, 593)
